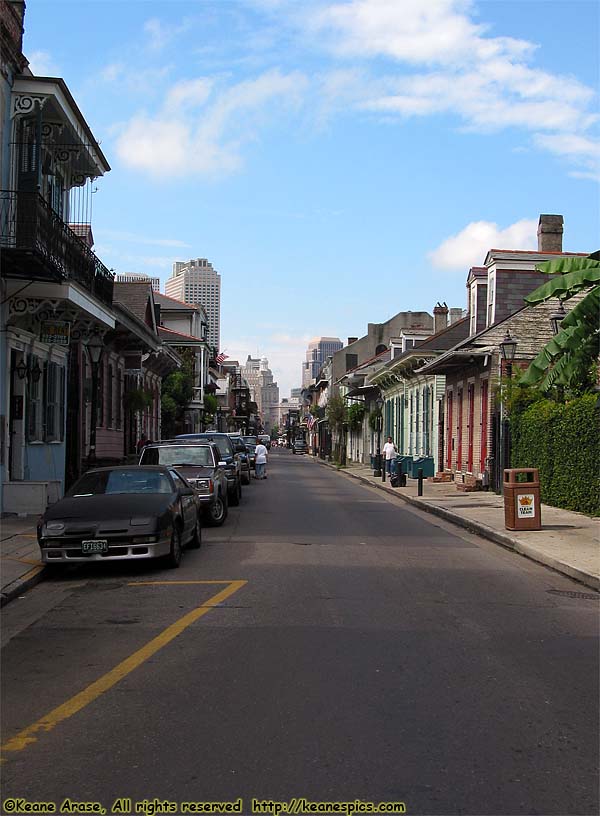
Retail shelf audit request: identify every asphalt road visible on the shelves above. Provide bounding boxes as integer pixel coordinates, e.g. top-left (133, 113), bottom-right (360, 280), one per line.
top-left (1, 450), bottom-right (598, 816)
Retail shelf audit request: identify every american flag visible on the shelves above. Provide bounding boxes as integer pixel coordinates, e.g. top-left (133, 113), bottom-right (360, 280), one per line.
top-left (215, 352), bottom-right (229, 364)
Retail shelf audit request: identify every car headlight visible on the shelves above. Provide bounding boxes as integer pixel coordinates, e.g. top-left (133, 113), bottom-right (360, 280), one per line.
top-left (43, 521), bottom-right (65, 535)
top-left (195, 478), bottom-right (213, 492)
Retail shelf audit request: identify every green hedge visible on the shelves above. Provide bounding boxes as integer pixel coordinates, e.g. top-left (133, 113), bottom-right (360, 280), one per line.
top-left (511, 394), bottom-right (600, 515)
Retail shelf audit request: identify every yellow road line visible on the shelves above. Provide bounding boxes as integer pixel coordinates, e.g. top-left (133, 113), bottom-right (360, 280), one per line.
top-left (2, 557), bottom-right (43, 566)
top-left (128, 580), bottom-right (245, 586)
top-left (1, 579), bottom-right (247, 758)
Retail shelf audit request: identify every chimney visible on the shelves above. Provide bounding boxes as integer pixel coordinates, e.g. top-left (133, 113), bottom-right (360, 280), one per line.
top-left (347, 337), bottom-right (358, 345)
top-left (449, 308), bottom-right (463, 325)
top-left (433, 302), bottom-right (448, 335)
top-left (537, 214), bottom-right (563, 253)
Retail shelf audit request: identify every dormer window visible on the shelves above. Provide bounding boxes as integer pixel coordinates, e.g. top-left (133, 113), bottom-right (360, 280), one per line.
top-left (487, 271), bottom-right (496, 326)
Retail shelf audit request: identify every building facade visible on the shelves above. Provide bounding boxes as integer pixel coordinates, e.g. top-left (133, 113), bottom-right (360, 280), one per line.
top-left (302, 337), bottom-right (343, 388)
top-left (165, 258), bottom-right (221, 351)
top-left (241, 356), bottom-right (280, 431)
top-left (115, 273), bottom-right (160, 292)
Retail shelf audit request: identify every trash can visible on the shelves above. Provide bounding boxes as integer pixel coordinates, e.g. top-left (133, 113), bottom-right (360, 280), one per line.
top-left (409, 456), bottom-right (435, 478)
top-left (503, 468), bottom-right (542, 531)
top-left (390, 456), bottom-right (407, 487)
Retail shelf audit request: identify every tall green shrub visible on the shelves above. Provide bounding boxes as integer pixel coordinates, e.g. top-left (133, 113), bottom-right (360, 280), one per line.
top-left (511, 394), bottom-right (599, 515)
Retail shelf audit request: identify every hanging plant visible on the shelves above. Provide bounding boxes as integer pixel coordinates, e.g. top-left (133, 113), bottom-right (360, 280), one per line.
top-left (347, 403), bottom-right (365, 431)
top-left (368, 408), bottom-right (382, 431)
top-left (124, 388), bottom-right (153, 414)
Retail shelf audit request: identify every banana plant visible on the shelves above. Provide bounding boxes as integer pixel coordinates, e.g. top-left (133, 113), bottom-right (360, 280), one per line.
top-left (520, 252), bottom-right (600, 392)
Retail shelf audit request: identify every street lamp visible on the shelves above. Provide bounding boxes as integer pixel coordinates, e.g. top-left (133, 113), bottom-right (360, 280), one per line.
top-left (549, 301), bottom-right (567, 336)
top-left (499, 330), bottom-right (518, 378)
top-left (86, 334), bottom-right (104, 467)
top-left (374, 394), bottom-right (384, 477)
top-left (498, 331), bottom-right (518, 493)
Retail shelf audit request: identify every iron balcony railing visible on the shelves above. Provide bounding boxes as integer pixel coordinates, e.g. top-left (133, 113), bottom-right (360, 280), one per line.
top-left (0, 190), bottom-right (114, 306)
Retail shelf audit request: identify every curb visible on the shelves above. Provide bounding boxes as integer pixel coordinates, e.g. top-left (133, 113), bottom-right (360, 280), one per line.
top-left (313, 458), bottom-right (599, 592)
top-left (0, 564), bottom-right (46, 608)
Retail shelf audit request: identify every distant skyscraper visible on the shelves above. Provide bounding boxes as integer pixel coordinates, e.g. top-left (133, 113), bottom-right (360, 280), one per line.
top-left (302, 337), bottom-right (343, 387)
top-left (165, 258), bottom-right (221, 350)
top-left (242, 356), bottom-right (279, 428)
top-left (115, 273), bottom-right (160, 292)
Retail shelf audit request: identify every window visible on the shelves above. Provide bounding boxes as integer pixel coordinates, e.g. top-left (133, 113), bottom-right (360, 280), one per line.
top-left (27, 357), bottom-right (43, 442)
top-left (487, 272), bottom-right (495, 326)
top-left (116, 369), bottom-right (123, 430)
top-left (345, 353), bottom-right (358, 371)
top-left (98, 360), bottom-right (104, 427)
top-left (107, 365), bottom-right (114, 428)
top-left (44, 362), bottom-right (66, 442)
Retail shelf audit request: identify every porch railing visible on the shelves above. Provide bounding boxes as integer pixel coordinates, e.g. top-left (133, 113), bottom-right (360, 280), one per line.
top-left (0, 190), bottom-right (114, 306)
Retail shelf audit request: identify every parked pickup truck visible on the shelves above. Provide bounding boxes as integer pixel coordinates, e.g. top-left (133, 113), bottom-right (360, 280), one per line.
top-left (140, 441), bottom-right (229, 526)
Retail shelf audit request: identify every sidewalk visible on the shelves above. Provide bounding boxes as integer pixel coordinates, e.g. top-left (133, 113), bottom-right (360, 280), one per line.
top-left (1, 515), bottom-right (44, 606)
top-left (312, 457), bottom-right (600, 591)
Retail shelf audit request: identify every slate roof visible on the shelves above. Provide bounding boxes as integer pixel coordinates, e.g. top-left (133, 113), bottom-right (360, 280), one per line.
top-left (154, 291), bottom-right (199, 311)
top-left (158, 326), bottom-right (204, 344)
top-left (113, 281), bottom-right (156, 329)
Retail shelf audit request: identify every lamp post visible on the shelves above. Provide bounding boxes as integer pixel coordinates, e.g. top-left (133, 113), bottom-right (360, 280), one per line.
top-left (86, 334), bottom-right (104, 467)
top-left (498, 331), bottom-right (518, 490)
top-left (373, 394), bottom-right (384, 477)
top-left (549, 301), bottom-right (567, 336)
top-left (499, 330), bottom-right (517, 378)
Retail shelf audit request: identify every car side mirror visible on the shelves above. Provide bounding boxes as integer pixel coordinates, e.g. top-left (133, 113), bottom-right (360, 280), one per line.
top-left (179, 487), bottom-right (194, 496)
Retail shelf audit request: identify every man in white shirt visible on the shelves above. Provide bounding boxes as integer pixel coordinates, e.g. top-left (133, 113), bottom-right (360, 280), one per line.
top-left (382, 436), bottom-right (397, 474)
top-left (254, 442), bottom-right (268, 479)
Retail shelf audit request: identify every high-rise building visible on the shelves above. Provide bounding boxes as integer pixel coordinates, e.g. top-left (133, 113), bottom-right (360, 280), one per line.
top-left (241, 356), bottom-right (280, 429)
top-left (302, 337), bottom-right (343, 387)
top-left (165, 258), bottom-right (221, 350)
top-left (115, 273), bottom-right (160, 292)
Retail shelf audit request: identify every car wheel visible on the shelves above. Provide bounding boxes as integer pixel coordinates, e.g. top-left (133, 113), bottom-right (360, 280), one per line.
top-left (166, 527), bottom-right (183, 568)
top-left (242, 467), bottom-right (251, 486)
top-left (229, 478), bottom-right (241, 506)
top-left (188, 516), bottom-right (202, 549)
top-left (208, 493), bottom-right (228, 526)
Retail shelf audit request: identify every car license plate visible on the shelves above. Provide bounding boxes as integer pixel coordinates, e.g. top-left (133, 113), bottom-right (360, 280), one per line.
top-left (82, 539), bottom-right (108, 554)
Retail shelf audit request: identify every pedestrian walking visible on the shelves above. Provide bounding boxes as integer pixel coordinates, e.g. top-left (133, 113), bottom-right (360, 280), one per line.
top-left (136, 432), bottom-right (148, 455)
top-left (382, 436), bottom-right (397, 474)
top-left (255, 440), bottom-right (268, 479)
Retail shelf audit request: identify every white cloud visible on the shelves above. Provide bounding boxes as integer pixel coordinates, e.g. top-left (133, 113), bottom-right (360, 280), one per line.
top-left (311, 0), bottom-right (533, 67)
top-left (534, 133), bottom-right (600, 181)
top-left (27, 50), bottom-right (60, 76)
top-left (428, 218), bottom-right (538, 270)
top-left (143, 17), bottom-right (192, 52)
top-left (115, 69), bottom-right (308, 179)
top-left (308, 0), bottom-right (598, 177)
top-left (98, 62), bottom-right (172, 95)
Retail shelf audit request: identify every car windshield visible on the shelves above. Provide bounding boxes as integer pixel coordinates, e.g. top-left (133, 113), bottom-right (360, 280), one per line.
top-left (68, 470), bottom-right (173, 496)
top-left (141, 446), bottom-right (213, 467)
top-left (242, 437), bottom-right (258, 446)
top-left (179, 434), bottom-right (232, 456)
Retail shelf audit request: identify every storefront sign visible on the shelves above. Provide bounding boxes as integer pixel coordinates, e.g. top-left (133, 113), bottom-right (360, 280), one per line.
top-left (40, 321), bottom-right (70, 345)
top-left (517, 494), bottom-right (535, 518)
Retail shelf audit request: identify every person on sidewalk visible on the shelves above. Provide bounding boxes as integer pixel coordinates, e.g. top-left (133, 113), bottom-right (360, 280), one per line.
top-left (382, 436), bottom-right (397, 474)
top-left (255, 441), bottom-right (268, 479)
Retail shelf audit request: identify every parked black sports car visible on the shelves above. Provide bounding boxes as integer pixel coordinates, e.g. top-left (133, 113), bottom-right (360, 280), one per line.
top-left (37, 466), bottom-right (202, 569)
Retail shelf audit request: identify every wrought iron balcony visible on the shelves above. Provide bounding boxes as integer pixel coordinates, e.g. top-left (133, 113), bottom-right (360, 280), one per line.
top-left (0, 190), bottom-right (114, 306)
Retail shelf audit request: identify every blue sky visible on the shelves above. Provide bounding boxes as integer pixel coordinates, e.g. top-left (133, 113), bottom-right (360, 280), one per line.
top-left (24, 0), bottom-right (599, 399)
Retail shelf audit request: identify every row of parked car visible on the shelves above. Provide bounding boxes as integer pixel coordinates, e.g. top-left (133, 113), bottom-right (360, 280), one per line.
top-left (36, 432), bottom-right (271, 570)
